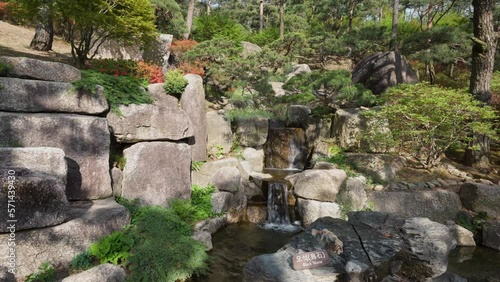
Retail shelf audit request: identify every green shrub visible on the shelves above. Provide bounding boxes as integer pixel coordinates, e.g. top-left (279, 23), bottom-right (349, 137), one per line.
top-left (246, 28), bottom-right (280, 47)
top-left (315, 145), bottom-right (358, 176)
top-left (193, 13), bottom-right (248, 42)
top-left (71, 250), bottom-right (94, 271)
top-left (89, 230), bottom-right (134, 265)
top-left (169, 184), bottom-right (219, 225)
top-left (164, 69), bottom-right (188, 99)
top-left (363, 83), bottom-right (498, 168)
top-left (126, 206), bottom-right (208, 282)
top-left (72, 70), bottom-right (153, 115)
top-left (25, 262), bottom-right (56, 282)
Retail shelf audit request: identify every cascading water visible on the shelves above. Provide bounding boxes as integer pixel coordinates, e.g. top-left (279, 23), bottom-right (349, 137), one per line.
top-left (266, 181), bottom-right (290, 225)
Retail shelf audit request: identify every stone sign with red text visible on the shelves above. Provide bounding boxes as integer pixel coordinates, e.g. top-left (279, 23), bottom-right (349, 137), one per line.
top-left (292, 250), bottom-right (330, 270)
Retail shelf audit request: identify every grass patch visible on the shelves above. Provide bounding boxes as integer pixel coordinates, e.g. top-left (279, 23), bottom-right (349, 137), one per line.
top-left (169, 184), bottom-right (220, 225)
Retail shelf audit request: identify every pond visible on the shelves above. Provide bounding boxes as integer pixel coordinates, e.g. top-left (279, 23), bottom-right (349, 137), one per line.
top-left (194, 223), bottom-right (500, 282)
top-left (447, 246), bottom-right (500, 282)
top-left (193, 222), bottom-right (298, 282)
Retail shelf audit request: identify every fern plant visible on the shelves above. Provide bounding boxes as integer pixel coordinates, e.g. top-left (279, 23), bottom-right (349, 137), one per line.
top-left (89, 231), bottom-right (134, 265)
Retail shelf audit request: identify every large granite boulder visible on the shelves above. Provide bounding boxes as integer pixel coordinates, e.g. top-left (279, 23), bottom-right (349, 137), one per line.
top-left (286, 64), bottom-right (312, 81)
top-left (0, 56), bottom-right (81, 82)
top-left (332, 108), bottom-right (390, 153)
top-left (459, 182), bottom-right (500, 218)
top-left (192, 158), bottom-right (239, 187)
top-left (211, 191), bottom-right (233, 213)
top-left (0, 198), bottom-right (130, 277)
top-left (107, 93), bottom-right (194, 143)
top-left (181, 74), bottom-right (208, 162)
top-left (111, 167), bottom-right (123, 198)
top-left (244, 213), bottom-right (455, 281)
top-left (482, 221), bottom-right (500, 250)
top-left (206, 111), bottom-right (233, 157)
top-left (0, 147), bottom-right (67, 184)
top-left (345, 153), bottom-right (405, 183)
top-left (0, 168), bottom-right (69, 232)
top-left (211, 166), bottom-right (241, 192)
top-left (0, 112), bottom-right (112, 200)
top-left (293, 169), bottom-right (347, 202)
top-left (61, 264), bottom-right (126, 282)
top-left (0, 78), bottom-right (108, 114)
top-left (352, 51), bottom-right (419, 95)
top-left (242, 148), bottom-right (264, 172)
top-left (286, 105), bottom-right (311, 129)
top-left (241, 41), bottom-right (262, 58)
top-left (368, 190), bottom-right (462, 223)
top-left (337, 176), bottom-right (368, 211)
top-left (121, 142), bottom-right (191, 206)
top-left (297, 198), bottom-right (341, 226)
top-left (401, 217), bottom-right (457, 277)
top-left (236, 117), bottom-right (269, 147)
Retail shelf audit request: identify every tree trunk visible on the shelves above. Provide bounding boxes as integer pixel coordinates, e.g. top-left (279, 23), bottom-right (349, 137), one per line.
top-left (30, 6), bottom-right (53, 51)
top-left (183, 0), bottom-right (196, 39)
top-left (390, 0), bottom-right (399, 51)
top-left (259, 0), bottom-right (264, 32)
top-left (207, 0), bottom-right (211, 15)
top-left (279, 0), bottom-right (284, 38)
top-left (465, 0), bottom-right (498, 169)
top-left (348, 0), bottom-right (355, 32)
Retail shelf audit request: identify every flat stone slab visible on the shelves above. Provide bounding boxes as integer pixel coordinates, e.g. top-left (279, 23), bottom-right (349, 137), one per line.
top-left (0, 198), bottom-right (130, 278)
top-left (0, 168), bottom-right (69, 232)
top-left (0, 56), bottom-right (82, 82)
top-left (0, 147), bottom-right (67, 184)
top-left (0, 78), bottom-right (108, 114)
top-left (61, 263), bottom-right (126, 282)
top-left (0, 112), bottom-right (112, 200)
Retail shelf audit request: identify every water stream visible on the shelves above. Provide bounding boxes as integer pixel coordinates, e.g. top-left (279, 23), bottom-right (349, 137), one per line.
top-left (447, 246), bottom-right (500, 281)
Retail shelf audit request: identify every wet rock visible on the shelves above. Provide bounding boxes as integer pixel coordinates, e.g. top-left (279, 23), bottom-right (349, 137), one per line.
top-left (482, 221), bottom-right (500, 250)
top-left (265, 128), bottom-right (308, 170)
top-left (192, 231), bottom-right (213, 251)
top-left (449, 224), bottom-right (476, 247)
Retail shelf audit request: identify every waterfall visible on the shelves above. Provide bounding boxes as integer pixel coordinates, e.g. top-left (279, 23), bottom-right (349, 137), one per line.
top-left (265, 128), bottom-right (308, 170)
top-left (266, 181), bottom-right (290, 225)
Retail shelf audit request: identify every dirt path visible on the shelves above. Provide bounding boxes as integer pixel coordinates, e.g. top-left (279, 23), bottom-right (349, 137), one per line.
top-left (0, 20), bottom-right (72, 64)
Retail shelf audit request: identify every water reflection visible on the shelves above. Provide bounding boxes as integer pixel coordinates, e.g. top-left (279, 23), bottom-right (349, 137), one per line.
top-left (447, 246), bottom-right (500, 282)
top-left (193, 223), bottom-right (297, 282)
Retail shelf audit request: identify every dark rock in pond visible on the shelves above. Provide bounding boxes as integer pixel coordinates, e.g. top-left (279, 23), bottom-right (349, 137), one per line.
top-left (244, 212), bottom-right (456, 282)
top-left (352, 51), bottom-right (419, 95)
top-left (482, 221), bottom-right (500, 251)
top-left (286, 105), bottom-right (311, 129)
